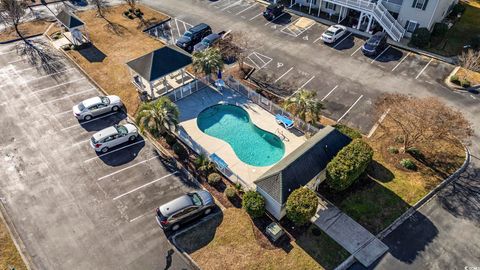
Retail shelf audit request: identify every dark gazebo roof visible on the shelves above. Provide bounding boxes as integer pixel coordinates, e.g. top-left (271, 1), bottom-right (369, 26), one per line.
top-left (56, 10), bottom-right (84, 29)
top-left (255, 126), bottom-right (352, 205)
top-left (126, 46), bottom-right (192, 82)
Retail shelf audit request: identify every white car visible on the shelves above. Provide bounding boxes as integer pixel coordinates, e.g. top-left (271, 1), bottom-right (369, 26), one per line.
top-left (90, 123), bottom-right (138, 153)
top-left (73, 95), bottom-right (123, 121)
top-left (321, 25), bottom-right (347, 43)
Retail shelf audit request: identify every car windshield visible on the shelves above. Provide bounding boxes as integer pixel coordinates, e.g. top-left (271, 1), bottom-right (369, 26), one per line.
top-left (202, 39), bottom-right (211, 46)
top-left (90, 137), bottom-right (97, 144)
top-left (367, 37), bottom-right (380, 46)
top-left (100, 96), bottom-right (110, 105)
top-left (115, 125), bottom-right (128, 135)
top-left (184, 31), bottom-right (193, 38)
top-left (190, 193), bottom-right (202, 206)
top-left (78, 102), bottom-right (86, 111)
top-left (325, 30), bottom-right (335, 36)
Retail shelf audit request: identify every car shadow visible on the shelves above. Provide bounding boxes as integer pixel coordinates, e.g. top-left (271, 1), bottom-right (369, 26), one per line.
top-left (78, 111), bottom-right (127, 132)
top-left (328, 33), bottom-right (356, 51)
top-left (270, 13), bottom-right (292, 26)
top-left (97, 136), bottom-right (145, 166)
top-left (373, 47), bottom-right (404, 63)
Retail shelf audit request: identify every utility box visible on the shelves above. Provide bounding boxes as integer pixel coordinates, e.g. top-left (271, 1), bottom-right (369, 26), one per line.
top-left (265, 222), bottom-right (285, 242)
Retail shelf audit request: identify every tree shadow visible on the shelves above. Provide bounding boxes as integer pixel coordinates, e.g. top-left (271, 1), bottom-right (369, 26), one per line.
top-left (16, 39), bottom-right (66, 79)
top-left (77, 43), bottom-right (107, 62)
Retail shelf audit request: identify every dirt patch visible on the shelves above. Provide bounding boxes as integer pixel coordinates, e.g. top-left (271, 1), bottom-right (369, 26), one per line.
top-left (0, 20), bottom-right (51, 43)
top-left (455, 67), bottom-right (480, 85)
top-left (0, 216), bottom-right (27, 270)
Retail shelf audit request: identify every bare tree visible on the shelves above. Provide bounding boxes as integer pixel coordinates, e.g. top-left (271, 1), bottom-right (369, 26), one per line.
top-left (458, 49), bottom-right (480, 72)
top-left (123, 0), bottom-right (138, 10)
top-left (89, 0), bottom-right (108, 19)
top-left (0, 0), bottom-right (27, 40)
top-left (215, 31), bottom-right (254, 72)
top-left (374, 93), bottom-right (472, 152)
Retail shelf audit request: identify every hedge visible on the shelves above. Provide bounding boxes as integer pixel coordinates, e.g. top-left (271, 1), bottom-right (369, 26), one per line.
top-left (242, 191), bottom-right (265, 218)
top-left (333, 124), bottom-right (362, 139)
top-left (326, 139), bottom-right (373, 191)
top-left (286, 188), bottom-right (318, 225)
top-left (207, 173), bottom-right (221, 185)
top-left (172, 142), bottom-right (188, 160)
top-left (410, 27), bottom-right (431, 48)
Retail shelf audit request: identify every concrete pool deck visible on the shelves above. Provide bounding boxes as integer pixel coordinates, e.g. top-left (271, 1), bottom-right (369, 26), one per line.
top-left (175, 86), bottom-right (307, 187)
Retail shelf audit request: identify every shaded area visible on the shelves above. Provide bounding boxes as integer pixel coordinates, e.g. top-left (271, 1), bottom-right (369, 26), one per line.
top-left (77, 44), bottom-right (107, 62)
top-left (78, 112), bottom-right (128, 132)
top-left (97, 138), bottom-right (146, 166)
top-left (16, 39), bottom-right (66, 78)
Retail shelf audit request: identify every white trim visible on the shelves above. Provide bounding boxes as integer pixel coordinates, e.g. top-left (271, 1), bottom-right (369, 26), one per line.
top-left (427, 0), bottom-right (441, 29)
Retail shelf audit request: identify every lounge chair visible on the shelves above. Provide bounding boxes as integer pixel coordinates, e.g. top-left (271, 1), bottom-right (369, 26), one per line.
top-left (275, 114), bottom-right (294, 129)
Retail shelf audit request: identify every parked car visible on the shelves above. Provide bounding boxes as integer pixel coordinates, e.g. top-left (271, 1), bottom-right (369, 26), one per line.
top-left (156, 190), bottom-right (215, 231)
top-left (263, 3), bottom-right (284, 20)
top-left (361, 32), bottom-right (388, 56)
top-left (193, 32), bottom-right (222, 52)
top-left (72, 95), bottom-right (123, 121)
top-left (321, 24), bottom-right (347, 43)
top-left (90, 123), bottom-right (138, 153)
top-left (175, 23), bottom-right (212, 52)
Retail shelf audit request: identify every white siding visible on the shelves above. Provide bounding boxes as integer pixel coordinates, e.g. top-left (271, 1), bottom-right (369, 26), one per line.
top-left (397, 0), bottom-right (456, 31)
top-left (256, 187), bottom-right (284, 220)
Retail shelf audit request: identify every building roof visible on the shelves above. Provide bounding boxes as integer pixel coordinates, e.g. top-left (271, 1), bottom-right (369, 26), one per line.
top-left (126, 46), bottom-right (192, 82)
top-left (56, 10), bottom-right (84, 29)
top-left (255, 126), bottom-right (351, 205)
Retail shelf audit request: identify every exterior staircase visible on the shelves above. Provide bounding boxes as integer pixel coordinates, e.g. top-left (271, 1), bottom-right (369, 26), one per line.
top-left (325, 0), bottom-right (406, 41)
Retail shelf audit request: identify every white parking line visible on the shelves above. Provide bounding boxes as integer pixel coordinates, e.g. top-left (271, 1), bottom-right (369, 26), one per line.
top-left (31, 77), bottom-right (86, 94)
top-left (236, 3), bottom-right (256, 15)
top-left (0, 49), bottom-right (17, 55)
top-left (337, 95), bottom-right (363, 122)
top-left (129, 213), bottom-right (147, 223)
top-left (7, 58), bottom-right (24, 64)
top-left (367, 108), bottom-right (390, 138)
top-left (23, 67), bottom-right (76, 83)
top-left (249, 12), bottom-right (263, 21)
top-left (332, 33), bottom-right (352, 49)
top-left (265, 12), bottom-right (287, 26)
top-left (313, 36), bottom-right (323, 43)
top-left (112, 172), bottom-right (178, 201)
top-left (221, 0), bottom-right (241, 11)
top-left (299, 75), bottom-right (315, 89)
top-left (391, 52), bottom-right (411, 72)
top-left (12, 59), bottom-right (66, 73)
top-left (351, 45), bottom-right (363, 56)
top-left (415, 58), bottom-right (433, 79)
top-left (274, 67), bottom-right (293, 83)
top-left (55, 109), bottom-right (75, 116)
top-left (321, 85), bottom-right (338, 101)
top-left (174, 18), bottom-right (181, 37)
top-left (83, 140), bottom-right (145, 163)
top-left (97, 155), bottom-right (160, 181)
top-left (60, 112), bottom-right (118, 131)
top-left (37, 88), bottom-right (95, 105)
top-left (371, 45), bottom-right (391, 64)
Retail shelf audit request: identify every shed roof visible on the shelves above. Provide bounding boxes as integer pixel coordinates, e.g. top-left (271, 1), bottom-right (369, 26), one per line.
top-left (255, 126), bottom-right (351, 205)
top-left (56, 9), bottom-right (84, 29)
top-left (126, 46), bottom-right (192, 82)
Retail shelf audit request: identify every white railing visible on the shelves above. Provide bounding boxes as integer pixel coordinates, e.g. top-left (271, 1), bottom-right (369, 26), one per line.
top-left (325, 0), bottom-right (376, 11)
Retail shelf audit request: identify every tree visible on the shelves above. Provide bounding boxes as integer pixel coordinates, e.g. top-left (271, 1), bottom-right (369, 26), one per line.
top-left (458, 49), bottom-right (480, 72)
top-left (135, 96), bottom-right (179, 137)
top-left (374, 93), bottom-right (473, 152)
top-left (283, 89), bottom-right (323, 122)
top-left (215, 31), bottom-right (254, 71)
top-left (0, 0), bottom-right (27, 40)
top-left (192, 47), bottom-right (224, 77)
top-left (242, 191), bottom-right (265, 218)
top-left (194, 153), bottom-right (215, 177)
top-left (89, 0), bottom-right (109, 19)
top-left (410, 27), bottom-right (430, 48)
top-left (123, 0), bottom-right (137, 10)
top-left (285, 188), bottom-right (318, 225)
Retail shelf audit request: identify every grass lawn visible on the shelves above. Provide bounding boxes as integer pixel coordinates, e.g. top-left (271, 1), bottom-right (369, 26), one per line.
top-left (455, 67), bottom-right (480, 85)
top-left (0, 20), bottom-right (51, 43)
top-left (428, 0), bottom-right (480, 56)
top-left (0, 216), bottom-right (27, 270)
top-left (178, 208), bottom-right (348, 270)
top-left (66, 4), bottom-right (168, 114)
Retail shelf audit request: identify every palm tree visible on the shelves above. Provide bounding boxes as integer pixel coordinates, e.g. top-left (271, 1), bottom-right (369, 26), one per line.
top-left (135, 96), bottom-right (179, 137)
top-left (194, 153), bottom-right (215, 177)
top-left (192, 47), bottom-right (224, 77)
top-left (283, 89), bottom-right (324, 123)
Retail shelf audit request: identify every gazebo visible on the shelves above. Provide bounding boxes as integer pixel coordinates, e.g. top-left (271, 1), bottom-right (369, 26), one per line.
top-left (55, 9), bottom-right (90, 46)
top-left (126, 46), bottom-right (194, 99)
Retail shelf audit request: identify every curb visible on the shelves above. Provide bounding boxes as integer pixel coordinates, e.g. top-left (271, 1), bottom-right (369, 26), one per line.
top-left (0, 33), bottom-right (44, 44)
top-left (28, 0), bottom-right (66, 7)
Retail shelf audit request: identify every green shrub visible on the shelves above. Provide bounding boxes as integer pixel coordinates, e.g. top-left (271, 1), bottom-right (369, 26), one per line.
top-left (406, 147), bottom-right (421, 156)
top-left (234, 182), bottom-right (244, 192)
top-left (461, 79), bottom-right (471, 88)
top-left (172, 142), bottom-right (188, 160)
top-left (225, 186), bottom-right (236, 199)
top-left (285, 188), bottom-right (318, 225)
top-left (410, 28), bottom-right (431, 48)
top-left (123, 11), bottom-right (130, 16)
top-left (164, 133), bottom-right (176, 146)
top-left (333, 124), bottom-right (362, 139)
top-left (469, 35), bottom-right (480, 50)
top-left (242, 191), bottom-right (265, 218)
top-left (387, 146), bottom-right (399, 154)
top-left (400, 158), bottom-right (417, 170)
top-left (326, 139), bottom-right (374, 191)
top-left (451, 3), bottom-right (466, 17)
top-left (432, 23), bottom-right (448, 38)
top-left (127, 14), bottom-right (135, 20)
top-left (207, 173), bottom-right (221, 185)
top-left (450, 75), bottom-right (461, 85)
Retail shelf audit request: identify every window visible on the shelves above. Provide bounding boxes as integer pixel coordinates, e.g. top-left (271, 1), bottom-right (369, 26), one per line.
top-left (412, 0), bottom-right (429, 10)
top-left (325, 2), bottom-right (336, 10)
top-left (406, 20), bottom-right (418, 33)
top-left (306, 0), bottom-right (317, 5)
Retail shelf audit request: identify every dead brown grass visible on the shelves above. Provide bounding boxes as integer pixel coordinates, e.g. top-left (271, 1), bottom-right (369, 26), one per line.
top-left (67, 4), bottom-right (168, 114)
top-left (191, 208), bottom-right (323, 270)
top-left (456, 67), bottom-right (480, 85)
top-left (0, 20), bottom-right (50, 43)
top-left (0, 217), bottom-right (27, 270)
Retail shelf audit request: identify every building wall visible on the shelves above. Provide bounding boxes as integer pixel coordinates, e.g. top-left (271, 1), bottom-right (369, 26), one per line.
top-left (294, 0), bottom-right (342, 14)
top-left (256, 187), bottom-right (284, 220)
top-left (397, 0), bottom-right (455, 32)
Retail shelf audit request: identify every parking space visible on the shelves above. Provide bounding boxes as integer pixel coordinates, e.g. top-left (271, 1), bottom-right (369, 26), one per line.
top-left (167, 17), bottom-right (194, 42)
top-left (0, 39), bottom-right (196, 269)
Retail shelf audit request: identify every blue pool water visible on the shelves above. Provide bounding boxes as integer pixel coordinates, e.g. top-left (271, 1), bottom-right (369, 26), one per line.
top-left (197, 104), bottom-right (285, 167)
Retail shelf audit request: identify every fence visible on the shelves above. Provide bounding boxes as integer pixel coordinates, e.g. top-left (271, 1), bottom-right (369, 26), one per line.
top-left (164, 75), bottom-right (212, 102)
top-left (224, 75), bottom-right (320, 135)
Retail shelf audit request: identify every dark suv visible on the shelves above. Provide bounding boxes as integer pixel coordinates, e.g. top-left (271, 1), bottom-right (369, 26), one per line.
top-left (156, 190), bottom-right (215, 231)
top-left (263, 3), bottom-right (284, 20)
top-left (175, 23), bottom-right (212, 52)
top-left (361, 32), bottom-right (388, 56)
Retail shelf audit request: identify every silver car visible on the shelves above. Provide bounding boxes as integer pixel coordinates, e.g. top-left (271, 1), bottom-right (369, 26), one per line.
top-left (90, 123), bottom-right (138, 153)
top-left (73, 95), bottom-right (123, 121)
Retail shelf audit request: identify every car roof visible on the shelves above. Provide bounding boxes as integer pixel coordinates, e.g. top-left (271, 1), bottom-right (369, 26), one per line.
top-left (371, 32), bottom-right (386, 39)
top-left (189, 23), bottom-right (210, 33)
top-left (159, 194), bottom-right (193, 217)
top-left (203, 33), bottom-right (221, 42)
top-left (82, 96), bottom-right (102, 107)
top-left (93, 126), bottom-right (118, 141)
top-left (328, 25), bottom-right (345, 31)
top-left (267, 3), bottom-right (281, 8)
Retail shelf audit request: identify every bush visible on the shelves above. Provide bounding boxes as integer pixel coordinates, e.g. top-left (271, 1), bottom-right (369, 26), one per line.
top-left (234, 182), bottom-right (244, 192)
top-left (451, 3), bottom-right (466, 17)
top-left (461, 79), bottom-right (471, 88)
top-left (432, 23), bottom-right (448, 38)
top-left (224, 186), bottom-right (236, 199)
top-left (450, 75), bottom-right (461, 85)
top-left (394, 135), bottom-right (404, 144)
top-left (285, 188), bottom-right (318, 225)
top-left (400, 158), bottom-right (417, 170)
top-left (123, 11), bottom-right (130, 16)
top-left (164, 133), bottom-right (176, 146)
top-left (207, 173), bottom-right (221, 185)
top-left (242, 191), bottom-right (265, 218)
top-left (334, 124), bottom-right (362, 139)
top-left (172, 142), bottom-right (188, 160)
top-left (387, 146), bottom-right (399, 154)
top-left (469, 36), bottom-right (480, 50)
top-left (326, 139), bottom-right (374, 191)
top-left (410, 28), bottom-right (431, 48)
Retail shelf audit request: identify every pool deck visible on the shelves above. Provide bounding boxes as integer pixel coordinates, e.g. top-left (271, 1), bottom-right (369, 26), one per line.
top-left (175, 86), bottom-right (307, 187)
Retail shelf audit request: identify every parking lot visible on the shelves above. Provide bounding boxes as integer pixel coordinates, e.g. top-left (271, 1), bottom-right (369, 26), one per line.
top-left (150, 0), bottom-right (456, 134)
top-left (0, 39), bottom-right (196, 270)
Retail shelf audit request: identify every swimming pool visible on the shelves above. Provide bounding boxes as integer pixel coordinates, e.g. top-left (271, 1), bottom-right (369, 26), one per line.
top-left (197, 104), bottom-right (285, 167)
